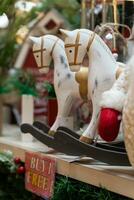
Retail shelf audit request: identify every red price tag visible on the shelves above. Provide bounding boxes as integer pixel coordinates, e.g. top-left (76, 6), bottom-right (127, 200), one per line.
top-left (25, 151), bottom-right (56, 199)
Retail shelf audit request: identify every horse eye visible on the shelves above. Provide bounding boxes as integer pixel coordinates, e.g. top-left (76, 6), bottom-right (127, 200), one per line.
top-left (69, 50), bottom-right (72, 53)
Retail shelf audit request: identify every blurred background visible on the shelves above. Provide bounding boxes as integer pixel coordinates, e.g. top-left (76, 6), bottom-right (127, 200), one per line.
top-left (0, 0), bottom-right (134, 135)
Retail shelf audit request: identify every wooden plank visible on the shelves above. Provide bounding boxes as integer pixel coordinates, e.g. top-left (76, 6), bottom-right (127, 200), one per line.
top-left (1, 126), bottom-right (134, 199)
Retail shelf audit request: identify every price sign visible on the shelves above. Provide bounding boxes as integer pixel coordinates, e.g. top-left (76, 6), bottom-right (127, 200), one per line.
top-left (25, 152), bottom-right (56, 199)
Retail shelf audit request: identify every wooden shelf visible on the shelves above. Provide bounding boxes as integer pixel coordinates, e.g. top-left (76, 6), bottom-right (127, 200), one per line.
top-left (0, 125), bottom-right (134, 199)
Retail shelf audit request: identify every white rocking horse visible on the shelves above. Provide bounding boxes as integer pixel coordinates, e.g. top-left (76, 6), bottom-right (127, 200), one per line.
top-left (30, 34), bottom-right (83, 135)
top-left (60, 29), bottom-right (123, 143)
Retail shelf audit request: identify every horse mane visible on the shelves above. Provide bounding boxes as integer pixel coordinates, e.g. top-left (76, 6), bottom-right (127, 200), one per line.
top-left (80, 30), bottom-right (116, 65)
top-left (42, 35), bottom-right (64, 50)
top-left (95, 34), bottom-right (116, 64)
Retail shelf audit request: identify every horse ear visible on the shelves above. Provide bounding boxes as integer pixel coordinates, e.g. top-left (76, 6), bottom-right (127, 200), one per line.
top-left (29, 36), bottom-right (40, 44)
top-left (59, 29), bottom-right (71, 38)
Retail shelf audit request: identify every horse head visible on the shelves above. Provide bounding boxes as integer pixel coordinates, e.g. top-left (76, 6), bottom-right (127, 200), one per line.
top-left (60, 29), bottom-right (95, 72)
top-left (30, 35), bottom-right (60, 73)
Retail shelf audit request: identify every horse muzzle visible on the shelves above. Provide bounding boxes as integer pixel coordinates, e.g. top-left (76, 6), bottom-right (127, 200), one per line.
top-left (38, 66), bottom-right (49, 74)
top-left (69, 64), bottom-right (81, 72)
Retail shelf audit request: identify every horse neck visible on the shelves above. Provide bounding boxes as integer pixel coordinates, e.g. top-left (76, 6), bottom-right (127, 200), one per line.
top-left (88, 35), bottom-right (117, 70)
top-left (52, 45), bottom-right (70, 72)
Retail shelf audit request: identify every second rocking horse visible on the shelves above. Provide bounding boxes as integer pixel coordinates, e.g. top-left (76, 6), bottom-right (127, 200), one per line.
top-left (60, 28), bottom-right (123, 143)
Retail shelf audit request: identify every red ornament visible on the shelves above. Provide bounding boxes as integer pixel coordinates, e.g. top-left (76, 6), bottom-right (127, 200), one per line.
top-left (17, 166), bottom-right (25, 174)
top-left (98, 108), bottom-right (121, 142)
top-left (14, 157), bottom-right (21, 164)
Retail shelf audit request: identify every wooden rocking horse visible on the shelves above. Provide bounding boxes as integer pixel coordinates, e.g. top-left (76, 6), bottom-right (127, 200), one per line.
top-left (60, 28), bottom-right (123, 143)
top-left (20, 34), bottom-right (130, 166)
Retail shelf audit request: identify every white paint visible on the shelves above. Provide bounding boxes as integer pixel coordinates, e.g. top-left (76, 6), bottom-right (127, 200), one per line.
top-left (0, 13), bottom-right (9, 29)
top-left (30, 35), bottom-right (81, 132)
top-left (21, 95), bottom-right (34, 142)
top-left (60, 28), bottom-right (118, 140)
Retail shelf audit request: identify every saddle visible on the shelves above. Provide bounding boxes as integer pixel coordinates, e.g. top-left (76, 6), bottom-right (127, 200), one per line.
top-left (75, 66), bottom-right (88, 100)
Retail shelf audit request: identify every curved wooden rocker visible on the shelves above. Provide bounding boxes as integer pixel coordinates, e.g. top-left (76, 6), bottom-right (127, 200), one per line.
top-left (21, 123), bottom-right (70, 154)
top-left (20, 123), bottom-right (130, 166)
top-left (31, 121), bottom-right (126, 153)
top-left (57, 126), bottom-right (126, 152)
top-left (33, 121), bottom-right (49, 133)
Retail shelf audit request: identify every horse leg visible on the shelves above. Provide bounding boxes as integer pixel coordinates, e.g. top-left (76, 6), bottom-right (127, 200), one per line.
top-left (79, 75), bottom-right (115, 144)
top-left (79, 99), bottom-right (100, 144)
top-left (48, 93), bottom-right (75, 136)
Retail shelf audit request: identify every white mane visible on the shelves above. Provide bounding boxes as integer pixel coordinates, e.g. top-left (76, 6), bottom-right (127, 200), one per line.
top-left (80, 29), bottom-right (116, 65)
top-left (95, 34), bottom-right (116, 65)
top-left (42, 35), bottom-right (64, 50)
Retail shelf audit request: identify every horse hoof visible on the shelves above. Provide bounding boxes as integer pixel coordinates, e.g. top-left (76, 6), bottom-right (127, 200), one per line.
top-left (79, 136), bottom-right (93, 144)
top-left (48, 130), bottom-right (55, 136)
